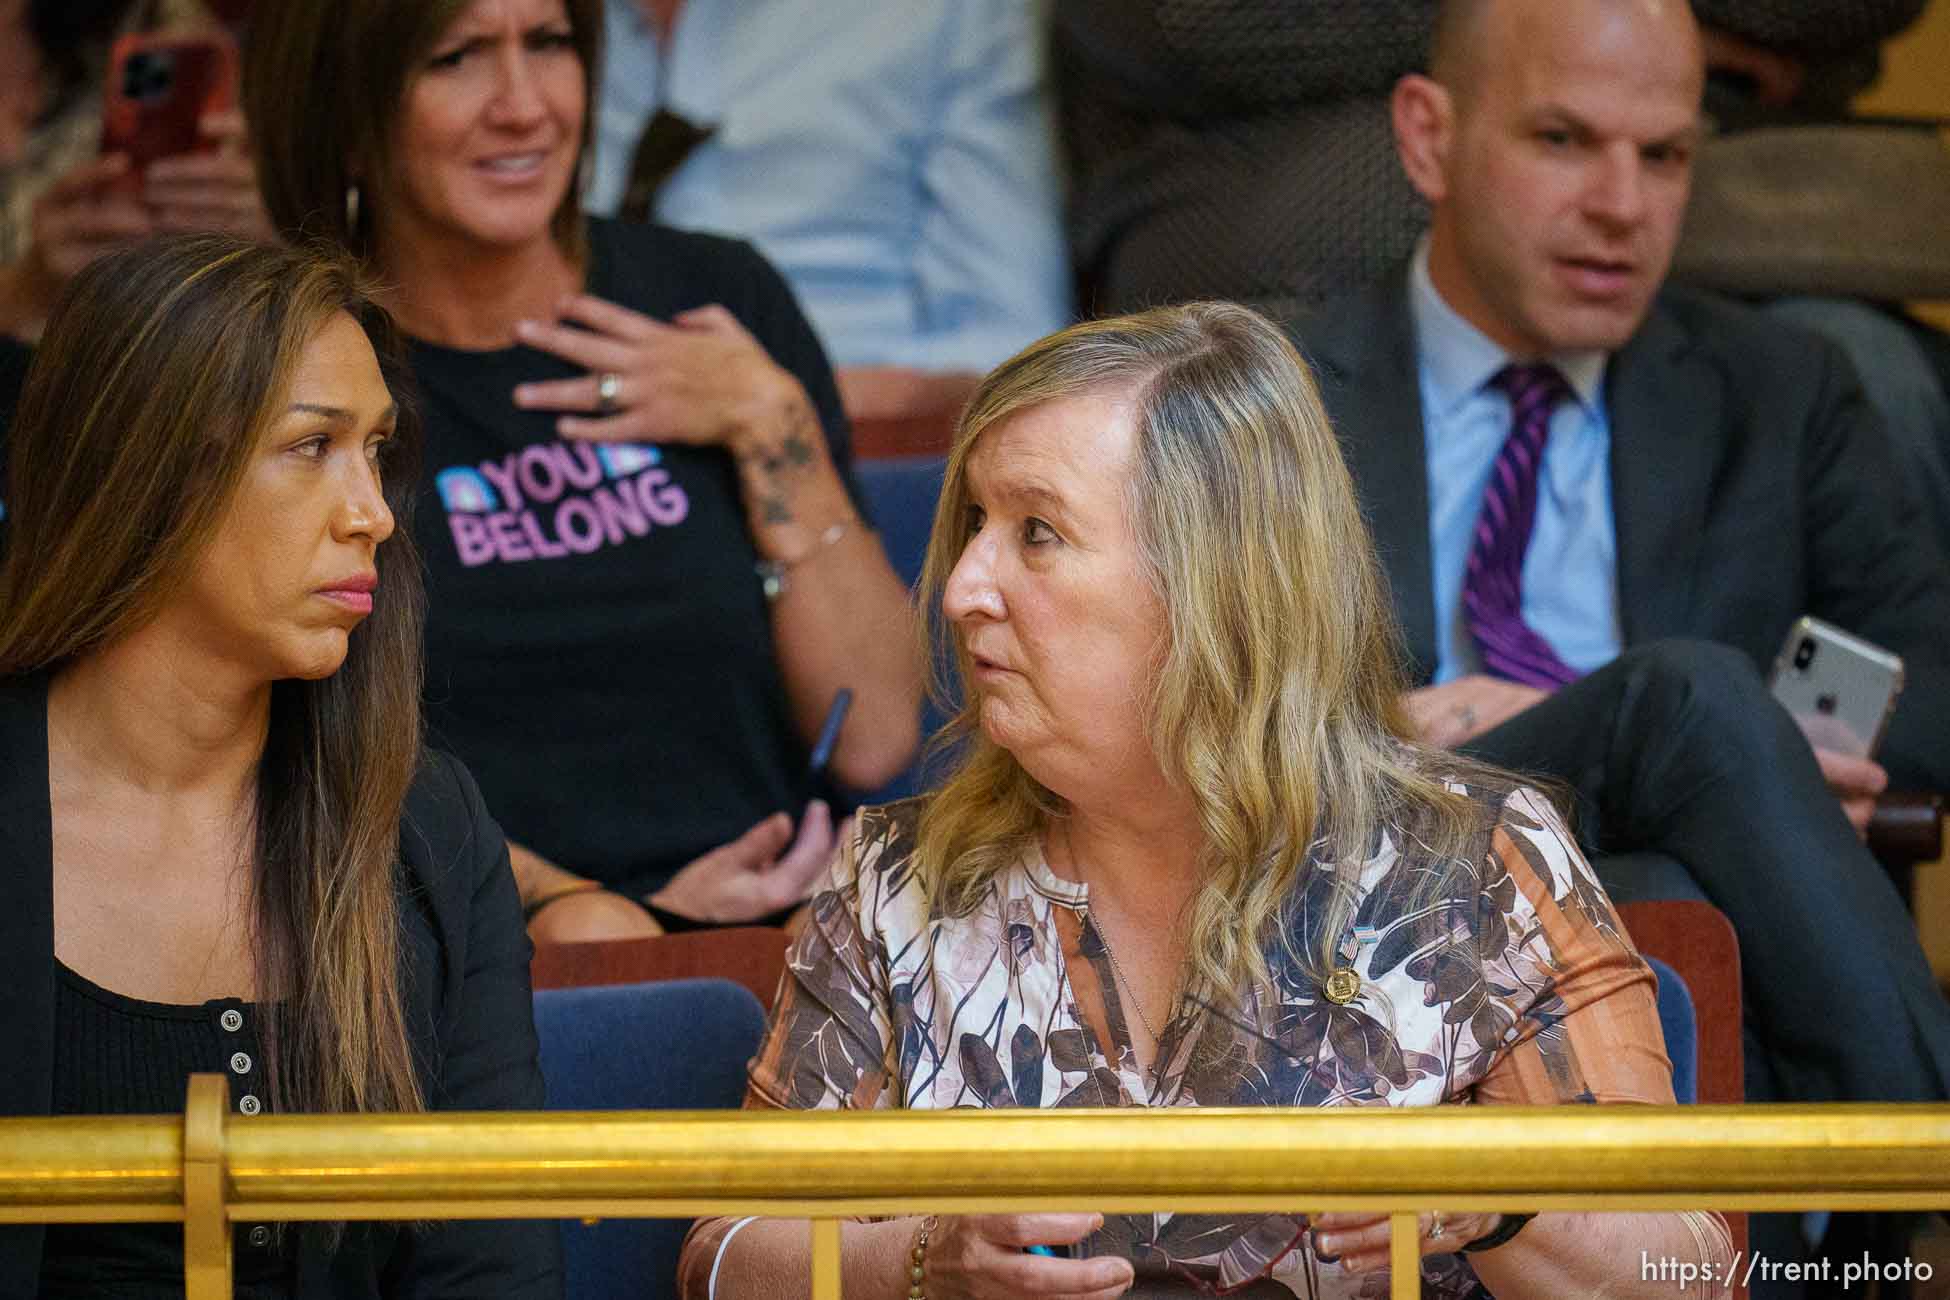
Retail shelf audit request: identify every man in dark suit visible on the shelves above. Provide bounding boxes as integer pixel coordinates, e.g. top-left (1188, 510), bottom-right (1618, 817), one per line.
top-left (1295, 5), bottom-right (1950, 1287)
top-left (1294, 0), bottom-right (1950, 1119)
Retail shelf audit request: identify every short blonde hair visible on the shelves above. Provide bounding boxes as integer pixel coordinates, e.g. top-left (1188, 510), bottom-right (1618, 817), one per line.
top-left (914, 303), bottom-right (1497, 996)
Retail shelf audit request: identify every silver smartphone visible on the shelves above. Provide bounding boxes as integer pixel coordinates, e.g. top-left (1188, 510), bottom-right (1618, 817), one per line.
top-left (1767, 616), bottom-right (1905, 758)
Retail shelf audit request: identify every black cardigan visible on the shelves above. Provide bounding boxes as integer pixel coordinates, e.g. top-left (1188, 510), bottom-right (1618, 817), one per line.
top-left (0, 675), bottom-right (561, 1298)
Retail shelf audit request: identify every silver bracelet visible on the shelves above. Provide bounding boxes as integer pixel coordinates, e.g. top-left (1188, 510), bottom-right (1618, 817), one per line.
top-left (756, 519), bottom-right (853, 601)
top-left (706, 1216), bottom-right (760, 1300)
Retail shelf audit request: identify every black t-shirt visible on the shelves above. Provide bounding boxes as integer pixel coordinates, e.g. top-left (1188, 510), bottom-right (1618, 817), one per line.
top-left (408, 219), bottom-right (857, 897)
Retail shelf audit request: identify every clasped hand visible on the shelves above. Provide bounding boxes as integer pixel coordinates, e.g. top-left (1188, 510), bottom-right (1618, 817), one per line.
top-left (922, 1215), bottom-right (1132, 1300)
top-left (908, 1209), bottom-right (1507, 1294)
top-left (1310, 1210), bottom-right (1500, 1276)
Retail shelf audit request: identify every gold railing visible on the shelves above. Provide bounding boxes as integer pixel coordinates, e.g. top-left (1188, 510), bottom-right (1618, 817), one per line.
top-left (3, 1075), bottom-right (1948, 1299)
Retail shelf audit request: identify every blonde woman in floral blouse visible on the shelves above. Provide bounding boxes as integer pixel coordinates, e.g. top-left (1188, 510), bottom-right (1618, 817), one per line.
top-left (679, 302), bottom-right (1731, 1299)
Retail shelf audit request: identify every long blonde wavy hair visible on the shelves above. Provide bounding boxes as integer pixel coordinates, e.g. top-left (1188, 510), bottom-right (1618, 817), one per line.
top-left (913, 302), bottom-right (1499, 997)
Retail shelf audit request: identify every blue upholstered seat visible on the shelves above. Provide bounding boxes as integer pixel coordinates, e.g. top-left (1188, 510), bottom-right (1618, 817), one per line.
top-left (534, 977), bottom-right (768, 1300)
top-left (855, 455), bottom-right (954, 803)
top-left (856, 454), bottom-right (948, 591)
top-left (1644, 954), bottom-right (1698, 1104)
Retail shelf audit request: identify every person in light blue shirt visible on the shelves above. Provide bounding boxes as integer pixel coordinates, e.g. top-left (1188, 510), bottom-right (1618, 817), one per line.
top-left (589, 0), bottom-right (1073, 422)
top-left (1410, 236), bottom-right (1622, 684)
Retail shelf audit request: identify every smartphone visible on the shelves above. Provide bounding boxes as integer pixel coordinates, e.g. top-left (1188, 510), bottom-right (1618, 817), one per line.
top-left (1767, 616), bottom-right (1904, 759)
top-left (99, 31), bottom-right (239, 190)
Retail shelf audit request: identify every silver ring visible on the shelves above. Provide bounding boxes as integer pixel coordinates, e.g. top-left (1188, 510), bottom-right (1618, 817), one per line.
top-left (595, 371), bottom-right (622, 414)
top-left (1428, 1213), bottom-right (1445, 1242)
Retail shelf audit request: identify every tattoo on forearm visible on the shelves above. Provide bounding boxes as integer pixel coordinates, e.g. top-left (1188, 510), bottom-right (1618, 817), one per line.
top-left (747, 401), bottom-right (821, 527)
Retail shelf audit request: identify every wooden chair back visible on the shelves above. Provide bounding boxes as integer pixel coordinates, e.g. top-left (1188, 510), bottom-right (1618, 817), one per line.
top-left (1618, 898), bottom-right (1747, 1298)
top-left (531, 926), bottom-right (790, 1010)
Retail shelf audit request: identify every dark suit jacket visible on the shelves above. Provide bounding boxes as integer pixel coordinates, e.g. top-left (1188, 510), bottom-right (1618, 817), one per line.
top-left (1292, 272), bottom-right (1950, 792)
top-left (0, 675), bottom-right (561, 1298)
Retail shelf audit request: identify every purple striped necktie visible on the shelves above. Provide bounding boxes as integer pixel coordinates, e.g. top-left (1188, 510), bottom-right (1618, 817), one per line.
top-left (1459, 362), bottom-right (1583, 689)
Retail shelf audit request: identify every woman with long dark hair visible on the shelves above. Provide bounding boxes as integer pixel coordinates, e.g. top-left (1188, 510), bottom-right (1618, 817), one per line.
top-left (0, 233), bottom-right (557, 1297)
top-left (244, 0), bottom-right (924, 944)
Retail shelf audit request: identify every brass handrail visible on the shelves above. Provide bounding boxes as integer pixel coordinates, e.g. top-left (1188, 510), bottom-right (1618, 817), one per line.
top-left (2, 1080), bottom-right (1947, 1299)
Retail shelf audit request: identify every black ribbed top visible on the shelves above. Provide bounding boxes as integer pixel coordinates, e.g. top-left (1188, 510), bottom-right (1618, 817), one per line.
top-left (40, 962), bottom-right (295, 1299)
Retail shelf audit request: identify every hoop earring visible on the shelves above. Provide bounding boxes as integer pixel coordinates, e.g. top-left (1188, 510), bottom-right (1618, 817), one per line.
top-left (344, 183), bottom-right (362, 232)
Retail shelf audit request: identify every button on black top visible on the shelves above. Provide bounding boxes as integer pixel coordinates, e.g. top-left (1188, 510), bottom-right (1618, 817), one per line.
top-left (41, 962), bottom-right (294, 1297)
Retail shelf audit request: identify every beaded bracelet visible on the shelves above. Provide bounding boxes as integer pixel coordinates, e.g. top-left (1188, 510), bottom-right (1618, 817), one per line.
top-left (1460, 1212), bottom-right (1535, 1253)
top-left (907, 1215), bottom-right (937, 1298)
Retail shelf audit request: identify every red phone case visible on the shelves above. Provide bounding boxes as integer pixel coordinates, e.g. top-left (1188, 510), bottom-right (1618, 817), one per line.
top-left (99, 31), bottom-right (239, 188)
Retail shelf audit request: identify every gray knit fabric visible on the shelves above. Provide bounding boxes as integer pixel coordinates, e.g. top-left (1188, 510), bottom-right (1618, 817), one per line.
top-left (1146, 1), bottom-right (1439, 106)
top-left (1693, 0), bottom-right (1926, 55)
top-left (1061, 89), bottom-right (1427, 323)
top-left (1057, 0), bottom-right (1928, 320)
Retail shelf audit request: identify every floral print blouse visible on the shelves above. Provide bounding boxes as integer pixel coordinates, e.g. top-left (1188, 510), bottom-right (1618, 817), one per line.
top-left (681, 784), bottom-right (1731, 1298)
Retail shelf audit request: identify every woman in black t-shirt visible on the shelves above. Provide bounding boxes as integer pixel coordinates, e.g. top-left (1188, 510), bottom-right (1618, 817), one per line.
top-left (244, 0), bottom-right (923, 939)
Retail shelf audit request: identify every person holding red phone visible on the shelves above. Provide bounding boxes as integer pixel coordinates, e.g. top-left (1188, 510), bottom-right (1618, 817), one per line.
top-left (0, 0), bottom-right (271, 343)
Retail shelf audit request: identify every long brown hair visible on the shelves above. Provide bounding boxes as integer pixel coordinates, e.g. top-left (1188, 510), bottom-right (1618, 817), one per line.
top-left (916, 303), bottom-right (1503, 996)
top-left (243, 0), bottom-right (603, 265)
top-left (0, 234), bottom-right (427, 1118)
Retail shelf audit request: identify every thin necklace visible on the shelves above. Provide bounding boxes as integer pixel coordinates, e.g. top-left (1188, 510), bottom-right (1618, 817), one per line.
top-left (1064, 826), bottom-right (1177, 1044)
